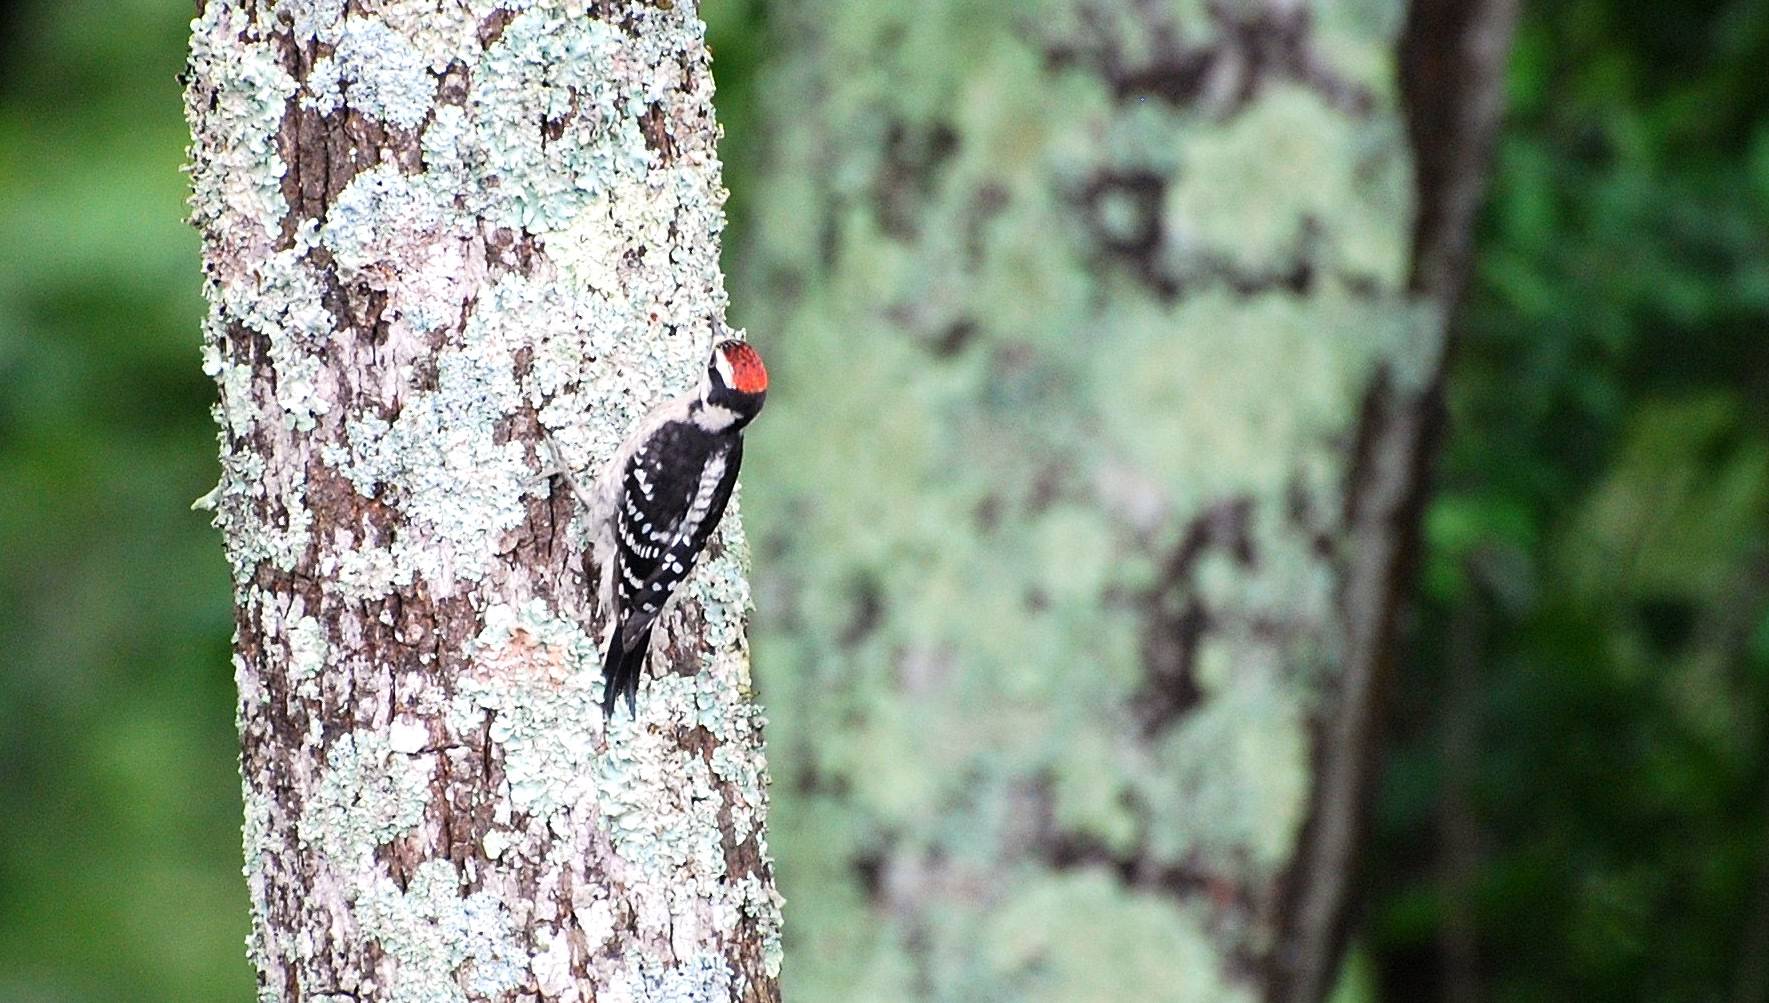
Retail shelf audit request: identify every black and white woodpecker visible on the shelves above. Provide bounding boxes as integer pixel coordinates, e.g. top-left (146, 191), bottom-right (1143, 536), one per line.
top-left (555, 339), bottom-right (768, 717)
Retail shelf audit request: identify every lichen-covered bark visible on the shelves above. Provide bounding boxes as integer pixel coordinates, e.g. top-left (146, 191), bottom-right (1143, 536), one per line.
top-left (733, 1), bottom-right (1509, 1001)
top-left (185, 2), bottom-right (781, 1000)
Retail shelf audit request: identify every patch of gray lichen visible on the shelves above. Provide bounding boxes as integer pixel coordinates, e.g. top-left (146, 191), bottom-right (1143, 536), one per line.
top-left (733, 0), bottom-right (1431, 999)
top-left (187, 1), bottom-right (780, 1000)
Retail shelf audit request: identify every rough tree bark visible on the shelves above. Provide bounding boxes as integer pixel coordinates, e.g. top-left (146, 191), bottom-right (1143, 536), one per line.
top-left (734, 1), bottom-right (1512, 1001)
top-left (185, 2), bottom-right (781, 1000)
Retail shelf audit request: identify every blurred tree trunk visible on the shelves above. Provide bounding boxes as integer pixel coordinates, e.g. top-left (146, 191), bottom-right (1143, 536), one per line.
top-left (185, 3), bottom-right (781, 1000)
top-left (735, 1), bottom-right (1513, 1001)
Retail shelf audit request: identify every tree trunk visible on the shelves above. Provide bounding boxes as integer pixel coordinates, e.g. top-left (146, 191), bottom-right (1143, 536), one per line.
top-left (185, 3), bottom-right (781, 1000)
top-left (734, 1), bottom-right (1512, 1000)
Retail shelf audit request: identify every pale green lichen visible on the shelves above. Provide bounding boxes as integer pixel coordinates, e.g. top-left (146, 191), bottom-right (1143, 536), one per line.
top-left (331, 17), bottom-right (436, 130)
top-left (737, 0), bottom-right (1425, 996)
top-left (187, 4), bottom-right (295, 248)
top-left (1087, 289), bottom-right (1413, 512)
top-left (268, 0), bottom-right (346, 44)
top-left (207, 446), bottom-right (312, 583)
top-left (594, 726), bottom-right (728, 873)
top-left (457, 597), bottom-right (780, 987)
top-left (285, 610), bottom-right (326, 699)
top-left (240, 765), bottom-right (275, 877)
top-left (1165, 86), bottom-right (1410, 280)
top-left (470, 12), bottom-right (655, 232)
top-left (453, 600), bottom-right (605, 819)
top-left (195, 0), bottom-right (779, 995)
top-left (220, 221), bottom-right (336, 434)
top-left (354, 860), bottom-right (527, 1003)
top-left (298, 729), bottom-right (527, 1002)
top-left (301, 55), bottom-right (342, 114)
top-left (188, 3), bottom-right (323, 582)
top-left (529, 927), bottom-right (576, 996)
top-left (320, 268), bottom-right (537, 593)
top-left (620, 956), bottom-right (733, 1002)
top-left (1142, 643), bottom-right (1311, 876)
top-left (323, 542), bottom-right (417, 601)
top-left (297, 730), bottom-right (431, 866)
top-left (312, 3), bottom-right (734, 597)
top-left (199, 338), bottom-right (256, 445)
top-left (739, 873), bottom-right (787, 979)
top-left (980, 872), bottom-right (1252, 1003)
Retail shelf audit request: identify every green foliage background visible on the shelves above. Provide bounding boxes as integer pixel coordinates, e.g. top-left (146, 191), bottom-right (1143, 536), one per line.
top-left (0, 1), bottom-right (1763, 1000)
top-left (1369, 3), bottom-right (1769, 1000)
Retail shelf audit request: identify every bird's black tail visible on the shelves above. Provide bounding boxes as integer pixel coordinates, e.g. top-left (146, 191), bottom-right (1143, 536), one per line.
top-left (600, 623), bottom-right (650, 718)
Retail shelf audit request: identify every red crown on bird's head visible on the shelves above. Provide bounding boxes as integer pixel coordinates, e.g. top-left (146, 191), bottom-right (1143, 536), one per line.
top-left (717, 340), bottom-right (768, 394)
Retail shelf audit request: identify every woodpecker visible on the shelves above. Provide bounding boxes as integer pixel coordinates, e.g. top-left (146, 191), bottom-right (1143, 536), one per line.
top-left (557, 339), bottom-right (768, 717)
